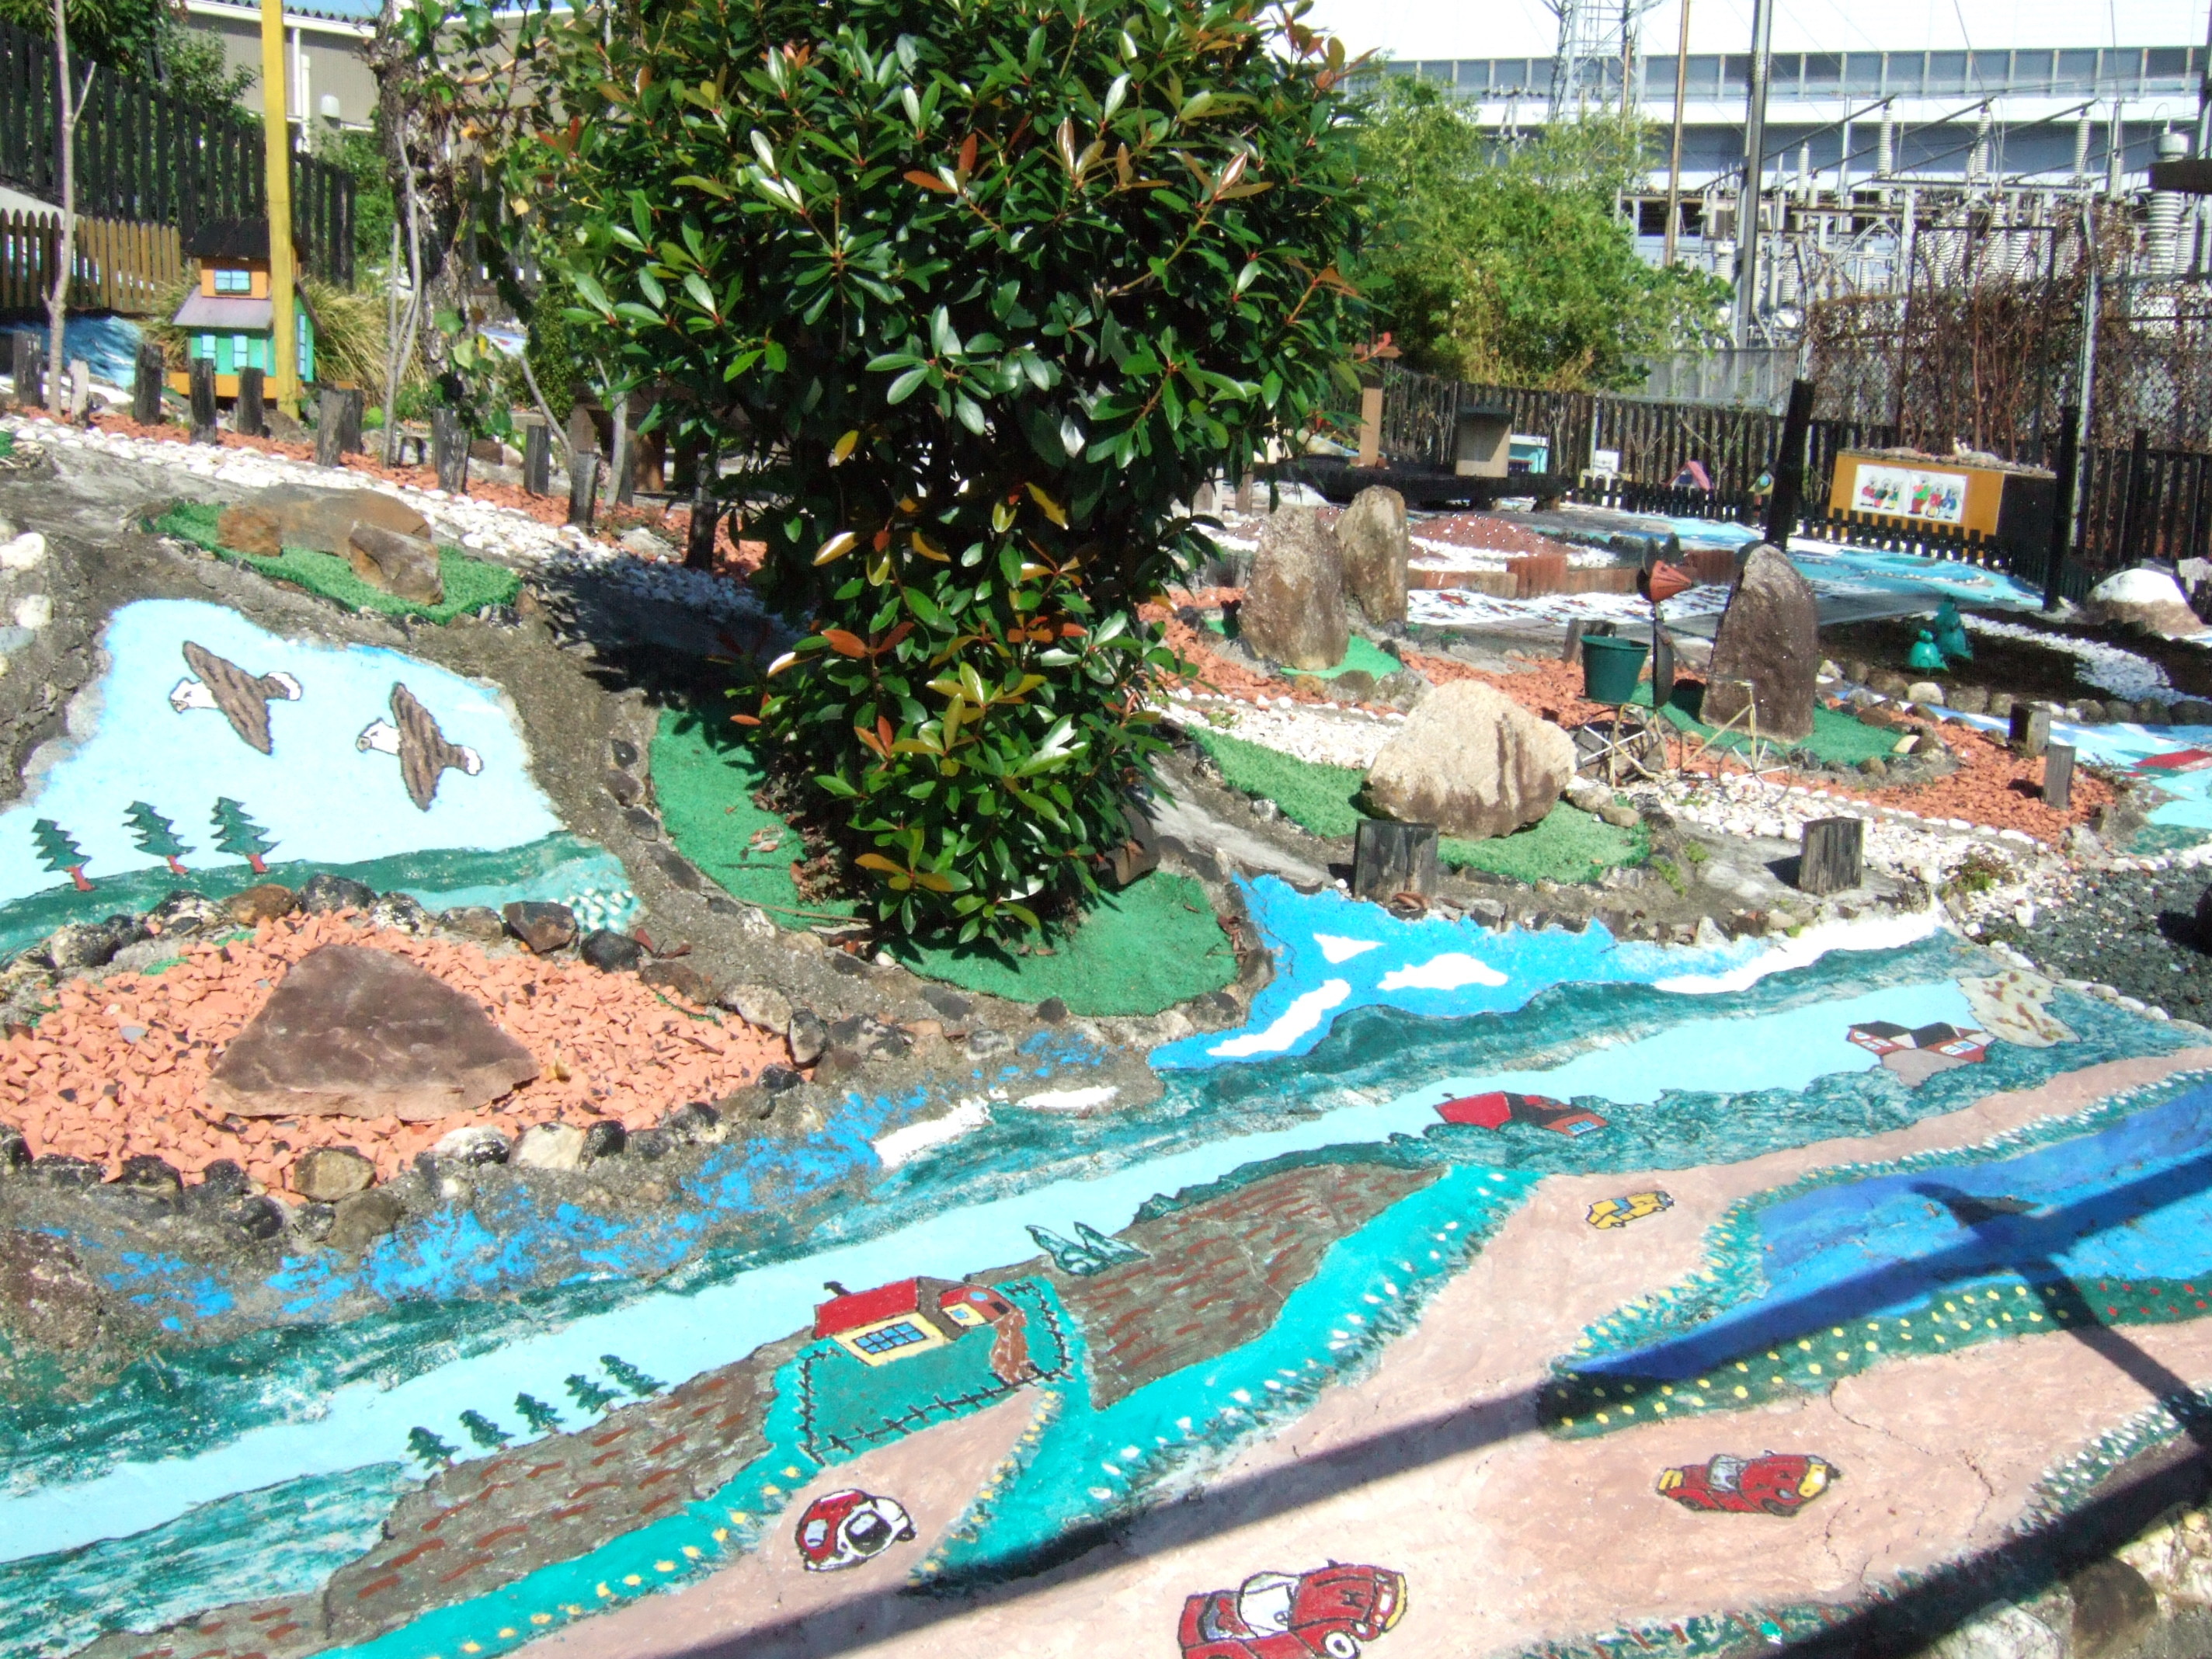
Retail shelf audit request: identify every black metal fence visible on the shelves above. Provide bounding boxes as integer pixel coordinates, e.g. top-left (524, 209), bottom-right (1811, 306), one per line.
top-left (0, 16), bottom-right (353, 287)
top-left (1379, 364), bottom-right (2212, 590)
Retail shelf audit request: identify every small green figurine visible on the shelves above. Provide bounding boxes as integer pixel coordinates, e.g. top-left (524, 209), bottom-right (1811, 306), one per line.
top-left (1932, 598), bottom-right (1972, 662)
top-left (1908, 628), bottom-right (1948, 673)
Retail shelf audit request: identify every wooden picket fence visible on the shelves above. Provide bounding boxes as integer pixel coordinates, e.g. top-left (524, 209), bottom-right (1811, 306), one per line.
top-left (0, 209), bottom-right (182, 316)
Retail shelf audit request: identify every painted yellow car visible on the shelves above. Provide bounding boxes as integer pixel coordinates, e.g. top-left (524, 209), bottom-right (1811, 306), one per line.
top-left (1586, 1191), bottom-right (1674, 1230)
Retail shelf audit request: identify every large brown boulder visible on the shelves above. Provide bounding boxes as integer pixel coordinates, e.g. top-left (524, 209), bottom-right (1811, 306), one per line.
top-left (207, 944), bottom-right (539, 1120)
top-left (1700, 543), bottom-right (1819, 742)
top-left (1365, 680), bottom-right (1574, 841)
top-left (1335, 485), bottom-right (1408, 624)
top-left (2087, 568), bottom-right (2203, 638)
top-left (217, 487), bottom-right (430, 558)
top-left (1240, 507), bottom-right (1348, 672)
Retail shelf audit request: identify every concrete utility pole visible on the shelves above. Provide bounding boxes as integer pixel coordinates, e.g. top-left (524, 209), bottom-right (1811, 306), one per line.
top-left (261, 0), bottom-right (299, 416)
top-left (1662, 0), bottom-right (1691, 265)
top-left (1732, 0), bottom-right (1775, 345)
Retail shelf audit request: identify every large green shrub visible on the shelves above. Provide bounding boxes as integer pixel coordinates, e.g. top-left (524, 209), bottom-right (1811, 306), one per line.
top-left (1353, 78), bottom-right (1730, 389)
top-left (523, 0), bottom-right (1365, 941)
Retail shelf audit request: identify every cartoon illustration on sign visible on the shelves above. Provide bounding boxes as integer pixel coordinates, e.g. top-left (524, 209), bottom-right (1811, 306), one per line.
top-left (171, 640), bottom-right (302, 753)
top-left (1178, 1564), bottom-right (1407, 1657)
top-left (1587, 1191), bottom-right (1674, 1229)
top-left (1657, 1452), bottom-right (1838, 1516)
top-left (1436, 1090), bottom-right (1608, 1136)
top-left (794, 1488), bottom-right (916, 1572)
top-left (356, 683), bottom-right (484, 810)
top-left (32, 818), bottom-right (90, 889)
top-left (1851, 463), bottom-right (1967, 526)
top-left (210, 797), bottom-right (276, 874)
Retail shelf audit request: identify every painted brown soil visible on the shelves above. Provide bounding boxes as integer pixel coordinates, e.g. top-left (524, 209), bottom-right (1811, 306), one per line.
top-left (0, 910), bottom-right (790, 1198)
top-left (1055, 1158), bottom-right (1440, 1407)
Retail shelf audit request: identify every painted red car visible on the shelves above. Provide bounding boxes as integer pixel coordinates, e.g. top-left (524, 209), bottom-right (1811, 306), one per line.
top-left (1657, 1452), bottom-right (1838, 1517)
top-left (1177, 1563), bottom-right (1407, 1657)
top-left (1435, 1090), bottom-right (1608, 1137)
top-left (792, 1488), bottom-right (915, 1570)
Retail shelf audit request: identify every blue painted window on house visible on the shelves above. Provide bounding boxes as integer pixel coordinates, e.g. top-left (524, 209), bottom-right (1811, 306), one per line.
top-left (851, 1321), bottom-right (930, 1356)
top-left (231, 335), bottom-right (253, 374)
top-left (213, 268), bottom-right (251, 294)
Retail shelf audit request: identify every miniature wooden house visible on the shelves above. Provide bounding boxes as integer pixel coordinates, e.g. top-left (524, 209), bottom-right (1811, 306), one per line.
top-left (167, 221), bottom-right (316, 398)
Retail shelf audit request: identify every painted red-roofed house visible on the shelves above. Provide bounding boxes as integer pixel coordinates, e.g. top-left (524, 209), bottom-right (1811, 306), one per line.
top-left (812, 1277), bottom-right (1031, 1380)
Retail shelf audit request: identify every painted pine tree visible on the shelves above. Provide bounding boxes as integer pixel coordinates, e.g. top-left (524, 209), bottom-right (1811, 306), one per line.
top-left (513, 1393), bottom-right (565, 1435)
top-left (31, 819), bottom-right (90, 891)
top-left (600, 1355), bottom-right (663, 1396)
top-left (209, 798), bottom-right (275, 875)
top-left (564, 1373), bottom-right (618, 1415)
top-left (405, 1426), bottom-right (457, 1471)
top-left (123, 802), bottom-right (192, 875)
top-left (458, 1410), bottom-right (511, 1451)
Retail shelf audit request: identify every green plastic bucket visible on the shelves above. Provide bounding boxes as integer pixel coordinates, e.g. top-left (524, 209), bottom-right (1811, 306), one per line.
top-left (1580, 635), bottom-right (1650, 704)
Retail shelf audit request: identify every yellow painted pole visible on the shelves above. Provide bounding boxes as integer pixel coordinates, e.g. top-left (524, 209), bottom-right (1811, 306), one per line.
top-left (259, 0), bottom-right (298, 415)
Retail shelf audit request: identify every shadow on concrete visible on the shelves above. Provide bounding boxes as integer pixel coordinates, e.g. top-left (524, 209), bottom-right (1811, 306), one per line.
top-left (627, 1134), bottom-right (2212, 1659)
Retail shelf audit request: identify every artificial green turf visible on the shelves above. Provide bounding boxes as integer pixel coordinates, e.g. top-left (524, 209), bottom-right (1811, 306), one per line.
top-left (649, 707), bottom-right (858, 927)
top-left (1647, 680), bottom-right (1897, 767)
top-left (888, 870), bottom-right (1236, 1015)
top-left (153, 501), bottom-right (520, 624)
top-left (1186, 725), bottom-right (1646, 885)
top-left (1187, 726), bottom-right (1366, 837)
top-left (1442, 800), bottom-right (1648, 885)
top-left (1205, 622), bottom-right (1403, 682)
top-left (653, 708), bottom-right (1236, 1012)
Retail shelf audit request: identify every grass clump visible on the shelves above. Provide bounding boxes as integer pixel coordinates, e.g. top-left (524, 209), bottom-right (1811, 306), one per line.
top-left (649, 709), bottom-right (858, 927)
top-left (1650, 681), bottom-right (1897, 769)
top-left (1188, 725), bottom-right (1646, 885)
top-left (889, 871), bottom-right (1235, 1016)
top-left (655, 708), bottom-right (1235, 1013)
top-left (153, 502), bottom-right (518, 624)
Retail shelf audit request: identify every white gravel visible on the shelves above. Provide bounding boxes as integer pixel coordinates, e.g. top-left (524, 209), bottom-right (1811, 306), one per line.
top-left (5, 415), bottom-right (774, 628)
top-left (1160, 687), bottom-right (1403, 768)
top-left (1961, 614), bottom-right (2186, 704)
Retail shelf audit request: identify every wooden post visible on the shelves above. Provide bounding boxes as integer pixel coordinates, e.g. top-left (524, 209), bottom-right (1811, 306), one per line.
top-left (567, 450), bottom-right (600, 529)
top-left (259, 0), bottom-right (298, 416)
top-left (1650, 624), bottom-right (1676, 711)
top-left (1797, 816), bottom-right (1863, 895)
top-left (10, 334), bottom-right (41, 412)
top-left (1762, 377), bottom-right (1816, 547)
top-left (683, 485), bottom-right (718, 570)
top-left (132, 341), bottom-right (165, 425)
top-left (1352, 819), bottom-right (1439, 902)
top-left (235, 366), bottom-right (266, 437)
top-left (1355, 384), bottom-right (1384, 468)
top-left (431, 408), bottom-right (468, 493)
top-left (315, 387), bottom-right (345, 467)
top-left (2009, 702), bottom-right (2050, 759)
top-left (2044, 741), bottom-right (2076, 812)
top-left (65, 360), bottom-right (89, 423)
top-left (334, 387), bottom-right (363, 455)
top-left (2043, 402), bottom-right (2080, 612)
top-left (188, 357), bottom-right (219, 443)
top-left (521, 417), bottom-right (551, 496)
top-left (1562, 620), bottom-right (1588, 664)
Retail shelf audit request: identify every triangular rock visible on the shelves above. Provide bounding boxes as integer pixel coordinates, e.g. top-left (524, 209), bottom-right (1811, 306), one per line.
top-left (207, 944), bottom-right (539, 1121)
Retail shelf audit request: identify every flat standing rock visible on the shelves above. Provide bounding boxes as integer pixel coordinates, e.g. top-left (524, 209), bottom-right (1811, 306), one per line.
top-left (206, 944), bottom-right (540, 1121)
